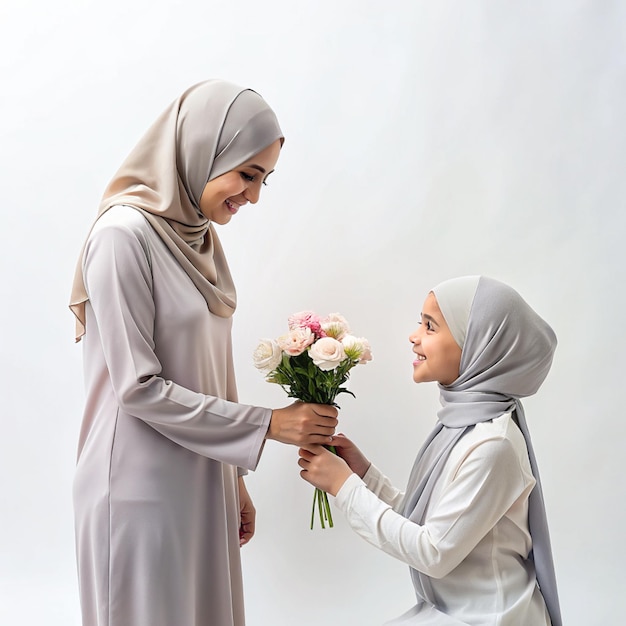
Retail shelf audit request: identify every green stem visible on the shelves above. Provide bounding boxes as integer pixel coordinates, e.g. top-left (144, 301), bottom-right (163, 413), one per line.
top-left (310, 445), bottom-right (338, 529)
top-left (323, 491), bottom-right (334, 527)
top-left (317, 488), bottom-right (326, 529)
top-left (310, 490), bottom-right (316, 530)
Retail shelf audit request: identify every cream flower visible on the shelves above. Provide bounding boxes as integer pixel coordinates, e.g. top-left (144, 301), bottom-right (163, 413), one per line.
top-left (341, 335), bottom-right (373, 363)
top-left (277, 328), bottom-right (315, 356)
top-left (321, 313), bottom-right (351, 340)
top-left (252, 339), bottom-right (282, 373)
top-left (308, 336), bottom-right (347, 371)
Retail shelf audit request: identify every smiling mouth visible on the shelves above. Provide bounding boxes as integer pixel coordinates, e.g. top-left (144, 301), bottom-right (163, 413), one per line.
top-left (413, 354), bottom-right (426, 365)
top-left (225, 199), bottom-right (239, 214)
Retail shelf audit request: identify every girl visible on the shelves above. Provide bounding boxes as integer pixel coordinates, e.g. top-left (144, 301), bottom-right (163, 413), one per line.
top-left (69, 80), bottom-right (337, 626)
top-left (298, 276), bottom-right (561, 625)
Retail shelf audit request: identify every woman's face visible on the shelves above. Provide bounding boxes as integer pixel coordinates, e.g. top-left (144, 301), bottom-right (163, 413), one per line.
top-left (199, 139), bottom-right (282, 225)
top-left (409, 292), bottom-right (462, 386)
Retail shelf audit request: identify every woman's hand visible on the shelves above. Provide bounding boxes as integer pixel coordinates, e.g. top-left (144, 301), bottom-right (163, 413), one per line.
top-left (238, 476), bottom-right (256, 547)
top-left (330, 433), bottom-right (371, 478)
top-left (298, 445), bottom-right (353, 496)
top-left (267, 402), bottom-right (338, 446)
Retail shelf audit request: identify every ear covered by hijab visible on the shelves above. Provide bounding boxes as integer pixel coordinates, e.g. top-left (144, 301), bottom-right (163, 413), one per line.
top-left (433, 275), bottom-right (557, 427)
top-left (404, 276), bottom-right (562, 626)
top-left (69, 79), bottom-right (284, 341)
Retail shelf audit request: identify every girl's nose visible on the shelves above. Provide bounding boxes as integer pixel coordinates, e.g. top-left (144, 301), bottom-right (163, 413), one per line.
top-left (409, 327), bottom-right (421, 344)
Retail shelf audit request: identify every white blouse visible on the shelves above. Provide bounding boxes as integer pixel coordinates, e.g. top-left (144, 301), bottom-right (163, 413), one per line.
top-left (334, 413), bottom-right (551, 625)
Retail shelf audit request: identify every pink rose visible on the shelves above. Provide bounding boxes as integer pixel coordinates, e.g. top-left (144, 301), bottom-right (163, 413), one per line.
top-left (288, 311), bottom-right (325, 337)
top-left (277, 328), bottom-right (315, 356)
top-left (308, 336), bottom-right (347, 371)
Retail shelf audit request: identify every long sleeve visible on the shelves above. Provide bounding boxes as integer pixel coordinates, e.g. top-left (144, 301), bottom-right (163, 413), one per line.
top-left (335, 434), bottom-right (534, 579)
top-left (361, 464), bottom-right (405, 510)
top-left (82, 211), bottom-right (271, 470)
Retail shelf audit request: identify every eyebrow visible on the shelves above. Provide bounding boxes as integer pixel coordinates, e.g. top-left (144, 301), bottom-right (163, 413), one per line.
top-left (246, 164), bottom-right (269, 174)
top-left (421, 313), bottom-right (440, 327)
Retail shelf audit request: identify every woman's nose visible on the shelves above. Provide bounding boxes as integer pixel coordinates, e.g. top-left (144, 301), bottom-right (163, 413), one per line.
top-left (244, 183), bottom-right (261, 204)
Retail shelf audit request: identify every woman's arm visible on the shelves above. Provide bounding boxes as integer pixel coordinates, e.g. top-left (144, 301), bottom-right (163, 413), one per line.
top-left (84, 218), bottom-right (336, 470)
top-left (238, 476), bottom-right (256, 546)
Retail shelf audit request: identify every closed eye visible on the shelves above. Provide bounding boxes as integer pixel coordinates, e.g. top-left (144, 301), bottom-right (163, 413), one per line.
top-left (240, 171), bottom-right (269, 186)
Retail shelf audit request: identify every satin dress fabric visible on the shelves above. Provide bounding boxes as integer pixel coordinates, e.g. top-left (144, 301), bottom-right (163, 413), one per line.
top-left (73, 206), bottom-right (271, 626)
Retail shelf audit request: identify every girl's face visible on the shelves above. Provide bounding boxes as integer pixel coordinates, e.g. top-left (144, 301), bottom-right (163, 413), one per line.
top-left (409, 292), bottom-right (462, 386)
top-left (199, 139), bottom-right (281, 225)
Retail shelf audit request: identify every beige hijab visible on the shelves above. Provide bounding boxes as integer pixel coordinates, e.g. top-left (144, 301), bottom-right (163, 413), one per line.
top-left (70, 79), bottom-right (284, 341)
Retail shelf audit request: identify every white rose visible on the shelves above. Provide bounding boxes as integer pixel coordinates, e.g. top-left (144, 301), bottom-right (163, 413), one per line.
top-left (308, 336), bottom-right (347, 371)
top-left (252, 339), bottom-right (282, 373)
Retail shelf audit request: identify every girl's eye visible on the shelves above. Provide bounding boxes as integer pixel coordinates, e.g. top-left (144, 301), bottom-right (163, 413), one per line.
top-left (240, 172), bottom-right (255, 183)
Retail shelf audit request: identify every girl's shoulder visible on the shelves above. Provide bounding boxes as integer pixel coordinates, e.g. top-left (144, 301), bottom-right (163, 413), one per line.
top-left (472, 412), bottom-right (521, 441)
top-left (450, 413), bottom-right (533, 480)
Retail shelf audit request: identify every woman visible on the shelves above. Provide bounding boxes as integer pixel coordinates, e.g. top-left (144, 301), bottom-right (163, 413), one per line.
top-left (299, 276), bottom-right (562, 625)
top-left (69, 80), bottom-right (337, 626)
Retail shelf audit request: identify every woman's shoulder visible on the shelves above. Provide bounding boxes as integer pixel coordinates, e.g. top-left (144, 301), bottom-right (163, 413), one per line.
top-left (88, 205), bottom-right (158, 252)
top-left (90, 205), bottom-right (151, 236)
top-left (85, 205), bottom-right (156, 265)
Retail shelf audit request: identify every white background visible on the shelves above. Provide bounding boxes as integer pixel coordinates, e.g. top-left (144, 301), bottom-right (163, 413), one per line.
top-left (1, 1), bottom-right (624, 624)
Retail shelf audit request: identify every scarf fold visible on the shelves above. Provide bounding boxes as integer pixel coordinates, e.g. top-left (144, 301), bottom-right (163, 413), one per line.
top-left (402, 276), bottom-right (561, 626)
top-left (70, 79), bottom-right (283, 341)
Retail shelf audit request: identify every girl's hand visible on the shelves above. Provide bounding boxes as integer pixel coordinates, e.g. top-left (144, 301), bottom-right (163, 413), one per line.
top-left (238, 476), bottom-right (256, 547)
top-left (298, 445), bottom-right (353, 496)
top-left (330, 433), bottom-right (371, 478)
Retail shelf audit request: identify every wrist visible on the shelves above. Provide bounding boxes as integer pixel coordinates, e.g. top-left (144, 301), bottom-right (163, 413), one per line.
top-left (331, 468), bottom-right (354, 497)
top-left (265, 409), bottom-right (277, 440)
top-left (357, 461), bottom-right (372, 479)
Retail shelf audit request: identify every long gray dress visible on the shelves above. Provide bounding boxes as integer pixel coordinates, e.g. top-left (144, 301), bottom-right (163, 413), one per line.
top-left (73, 205), bottom-right (271, 626)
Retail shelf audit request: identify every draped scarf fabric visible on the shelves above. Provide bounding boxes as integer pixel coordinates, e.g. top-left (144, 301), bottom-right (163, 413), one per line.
top-left (402, 276), bottom-right (562, 626)
top-left (69, 79), bottom-right (284, 341)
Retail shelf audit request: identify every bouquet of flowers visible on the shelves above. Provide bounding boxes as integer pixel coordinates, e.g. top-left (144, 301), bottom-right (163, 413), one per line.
top-left (253, 311), bottom-right (372, 529)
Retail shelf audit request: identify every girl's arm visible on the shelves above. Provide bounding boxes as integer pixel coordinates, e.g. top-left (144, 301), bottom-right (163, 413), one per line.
top-left (300, 436), bottom-right (533, 578)
top-left (330, 434), bottom-right (405, 510)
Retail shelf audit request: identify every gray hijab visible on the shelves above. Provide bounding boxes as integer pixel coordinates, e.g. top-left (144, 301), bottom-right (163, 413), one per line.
top-left (402, 276), bottom-right (561, 626)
